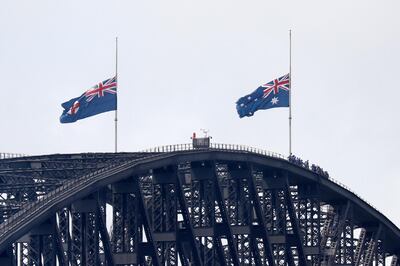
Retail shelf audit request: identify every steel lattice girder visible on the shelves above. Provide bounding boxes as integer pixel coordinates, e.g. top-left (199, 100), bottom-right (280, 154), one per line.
top-left (0, 153), bottom-right (156, 227)
top-left (0, 150), bottom-right (399, 266)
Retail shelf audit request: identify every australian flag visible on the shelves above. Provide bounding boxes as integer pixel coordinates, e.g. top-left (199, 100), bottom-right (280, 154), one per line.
top-left (60, 77), bottom-right (117, 123)
top-left (236, 74), bottom-right (290, 118)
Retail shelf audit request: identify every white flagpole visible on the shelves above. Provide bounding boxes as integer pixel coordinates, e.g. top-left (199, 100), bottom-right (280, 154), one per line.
top-left (115, 37), bottom-right (118, 153)
top-left (289, 30), bottom-right (292, 155)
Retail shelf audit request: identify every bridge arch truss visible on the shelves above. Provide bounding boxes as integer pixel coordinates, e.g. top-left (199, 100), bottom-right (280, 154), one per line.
top-left (0, 145), bottom-right (398, 265)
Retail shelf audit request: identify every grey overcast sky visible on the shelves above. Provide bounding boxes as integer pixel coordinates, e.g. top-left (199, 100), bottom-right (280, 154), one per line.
top-left (1, 1), bottom-right (399, 225)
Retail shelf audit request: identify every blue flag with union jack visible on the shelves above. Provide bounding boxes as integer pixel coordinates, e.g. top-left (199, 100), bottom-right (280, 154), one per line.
top-left (60, 77), bottom-right (117, 123)
top-left (236, 74), bottom-right (290, 118)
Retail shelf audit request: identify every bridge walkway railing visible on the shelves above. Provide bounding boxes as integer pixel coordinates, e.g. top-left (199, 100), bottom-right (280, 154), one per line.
top-left (0, 153), bottom-right (27, 159)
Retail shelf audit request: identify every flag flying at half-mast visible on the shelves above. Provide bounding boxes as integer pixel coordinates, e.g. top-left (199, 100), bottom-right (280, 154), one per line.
top-left (60, 77), bottom-right (117, 123)
top-left (236, 74), bottom-right (290, 118)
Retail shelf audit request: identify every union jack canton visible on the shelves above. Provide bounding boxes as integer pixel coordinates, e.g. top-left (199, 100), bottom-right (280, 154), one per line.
top-left (85, 77), bottom-right (117, 102)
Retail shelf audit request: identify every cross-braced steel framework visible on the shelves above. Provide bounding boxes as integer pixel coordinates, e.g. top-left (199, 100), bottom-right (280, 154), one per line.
top-left (0, 144), bottom-right (399, 266)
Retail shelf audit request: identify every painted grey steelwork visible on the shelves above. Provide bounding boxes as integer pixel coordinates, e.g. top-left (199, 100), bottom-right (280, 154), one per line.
top-left (0, 144), bottom-right (398, 265)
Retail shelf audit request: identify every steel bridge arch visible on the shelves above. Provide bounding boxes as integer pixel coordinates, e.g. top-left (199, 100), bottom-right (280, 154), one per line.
top-left (0, 148), bottom-right (399, 265)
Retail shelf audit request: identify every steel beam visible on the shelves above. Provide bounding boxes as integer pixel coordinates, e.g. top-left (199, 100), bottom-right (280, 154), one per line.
top-left (212, 162), bottom-right (240, 266)
top-left (365, 224), bottom-right (383, 266)
top-left (97, 202), bottom-right (115, 266)
top-left (54, 217), bottom-right (68, 266)
top-left (176, 167), bottom-right (203, 266)
top-left (135, 177), bottom-right (161, 266)
top-left (246, 164), bottom-right (276, 266)
top-left (283, 172), bottom-right (307, 266)
top-left (327, 201), bottom-right (352, 265)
